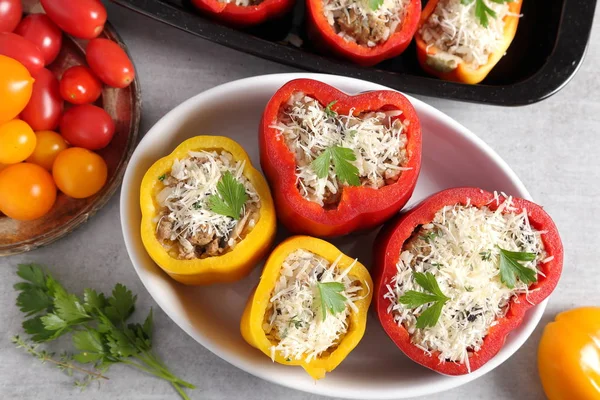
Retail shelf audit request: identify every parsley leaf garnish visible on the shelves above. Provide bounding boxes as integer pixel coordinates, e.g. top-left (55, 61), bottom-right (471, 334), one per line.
top-left (497, 247), bottom-right (537, 289)
top-left (208, 171), bottom-right (248, 220)
top-left (317, 282), bottom-right (347, 321)
top-left (369, 0), bottom-right (384, 10)
top-left (311, 146), bottom-right (360, 186)
top-left (420, 231), bottom-right (439, 243)
top-left (461, 0), bottom-right (510, 27)
top-left (158, 174), bottom-right (166, 181)
top-left (13, 264), bottom-right (195, 399)
top-left (324, 100), bottom-right (338, 118)
top-left (398, 272), bottom-right (450, 329)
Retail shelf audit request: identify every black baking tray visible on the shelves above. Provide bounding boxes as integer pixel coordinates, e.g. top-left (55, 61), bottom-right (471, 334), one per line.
top-left (111, 0), bottom-right (596, 106)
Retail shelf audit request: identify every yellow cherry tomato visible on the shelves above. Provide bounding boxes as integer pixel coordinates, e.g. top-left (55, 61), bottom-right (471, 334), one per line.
top-left (538, 307), bottom-right (600, 400)
top-left (0, 55), bottom-right (34, 124)
top-left (52, 147), bottom-right (107, 198)
top-left (0, 119), bottom-right (37, 164)
top-left (26, 130), bottom-right (68, 170)
top-left (0, 163), bottom-right (57, 220)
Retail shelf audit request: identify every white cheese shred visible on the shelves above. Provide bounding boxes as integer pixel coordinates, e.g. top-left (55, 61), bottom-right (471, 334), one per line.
top-left (419, 0), bottom-right (515, 68)
top-left (271, 91), bottom-right (410, 206)
top-left (385, 198), bottom-right (546, 368)
top-left (155, 150), bottom-right (260, 260)
top-left (265, 249), bottom-right (363, 363)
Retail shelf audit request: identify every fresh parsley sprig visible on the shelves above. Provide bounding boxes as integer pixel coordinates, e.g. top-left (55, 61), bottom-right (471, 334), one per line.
top-left (311, 146), bottom-right (360, 186)
top-left (497, 247), bottom-right (537, 288)
top-left (369, 0), bottom-right (384, 10)
top-left (14, 264), bottom-right (195, 399)
top-left (398, 272), bottom-right (450, 329)
top-left (317, 282), bottom-right (347, 321)
top-left (461, 0), bottom-right (511, 27)
top-left (324, 100), bottom-right (338, 118)
top-left (208, 171), bottom-right (248, 220)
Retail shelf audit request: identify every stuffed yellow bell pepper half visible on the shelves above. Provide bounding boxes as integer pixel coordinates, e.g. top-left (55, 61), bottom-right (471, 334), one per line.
top-left (241, 236), bottom-right (373, 379)
top-left (140, 136), bottom-right (276, 285)
top-left (538, 307), bottom-right (600, 400)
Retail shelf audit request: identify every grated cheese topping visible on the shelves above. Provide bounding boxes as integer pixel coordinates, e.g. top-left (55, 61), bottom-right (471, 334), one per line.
top-left (270, 91), bottom-right (410, 206)
top-left (419, 0), bottom-right (514, 68)
top-left (385, 196), bottom-right (546, 371)
top-left (217, 0), bottom-right (263, 6)
top-left (323, 0), bottom-right (411, 47)
top-left (155, 150), bottom-right (260, 259)
top-left (265, 249), bottom-right (364, 362)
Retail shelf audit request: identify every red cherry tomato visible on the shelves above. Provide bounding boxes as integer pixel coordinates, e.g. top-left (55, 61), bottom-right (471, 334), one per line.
top-left (0, 32), bottom-right (44, 75)
top-left (20, 68), bottom-right (63, 131)
top-left (60, 104), bottom-right (115, 150)
top-left (40, 0), bottom-right (106, 40)
top-left (59, 66), bottom-right (102, 105)
top-left (0, 162), bottom-right (56, 220)
top-left (0, 0), bottom-right (22, 33)
top-left (86, 39), bottom-right (135, 88)
top-left (53, 147), bottom-right (107, 199)
top-left (15, 14), bottom-right (62, 66)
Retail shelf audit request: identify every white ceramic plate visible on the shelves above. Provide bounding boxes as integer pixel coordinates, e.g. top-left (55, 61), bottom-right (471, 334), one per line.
top-left (120, 73), bottom-right (546, 399)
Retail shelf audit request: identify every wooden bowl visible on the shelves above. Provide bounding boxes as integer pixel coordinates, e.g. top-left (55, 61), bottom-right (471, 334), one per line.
top-left (0, 14), bottom-right (141, 256)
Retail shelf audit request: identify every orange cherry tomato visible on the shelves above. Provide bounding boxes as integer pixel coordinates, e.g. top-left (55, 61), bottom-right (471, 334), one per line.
top-left (0, 55), bottom-right (34, 124)
top-left (26, 130), bottom-right (68, 170)
top-left (52, 147), bottom-right (107, 198)
top-left (0, 163), bottom-right (56, 220)
top-left (0, 119), bottom-right (36, 164)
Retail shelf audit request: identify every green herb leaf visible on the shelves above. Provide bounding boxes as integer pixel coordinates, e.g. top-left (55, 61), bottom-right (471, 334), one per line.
top-left (311, 146), bottom-right (360, 186)
top-left (398, 272), bottom-right (449, 328)
top-left (498, 247), bottom-right (538, 289)
top-left (72, 331), bottom-right (106, 363)
top-left (104, 284), bottom-right (136, 324)
top-left (462, 0), bottom-right (510, 27)
top-left (420, 231), bottom-right (439, 243)
top-left (397, 291), bottom-right (442, 308)
top-left (158, 174), bottom-right (166, 181)
top-left (317, 282), bottom-right (347, 321)
top-left (41, 313), bottom-right (68, 331)
top-left (208, 171), bottom-right (248, 220)
top-left (413, 272), bottom-right (447, 299)
top-left (369, 0), bottom-right (384, 10)
top-left (324, 100), bottom-right (338, 118)
top-left (416, 301), bottom-right (445, 329)
top-left (14, 265), bottom-right (196, 398)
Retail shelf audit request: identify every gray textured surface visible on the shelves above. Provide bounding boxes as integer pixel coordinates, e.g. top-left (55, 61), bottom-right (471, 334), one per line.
top-left (1, 2), bottom-right (599, 399)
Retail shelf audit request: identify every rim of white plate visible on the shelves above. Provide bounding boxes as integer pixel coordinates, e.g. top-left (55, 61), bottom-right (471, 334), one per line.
top-left (120, 73), bottom-right (546, 399)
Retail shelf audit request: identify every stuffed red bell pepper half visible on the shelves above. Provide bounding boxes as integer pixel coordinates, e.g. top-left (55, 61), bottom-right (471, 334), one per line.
top-left (373, 188), bottom-right (563, 375)
top-left (306, 0), bottom-right (421, 66)
top-left (260, 78), bottom-right (421, 237)
top-left (191, 0), bottom-right (294, 26)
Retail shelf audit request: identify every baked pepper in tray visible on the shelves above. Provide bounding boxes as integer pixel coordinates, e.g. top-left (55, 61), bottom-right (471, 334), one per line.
top-left (260, 78), bottom-right (421, 237)
top-left (415, 0), bottom-right (523, 84)
top-left (140, 136), bottom-right (276, 285)
top-left (306, 0), bottom-right (421, 66)
top-left (190, 0), bottom-right (295, 27)
top-left (241, 236), bottom-right (373, 379)
top-left (373, 187), bottom-right (563, 375)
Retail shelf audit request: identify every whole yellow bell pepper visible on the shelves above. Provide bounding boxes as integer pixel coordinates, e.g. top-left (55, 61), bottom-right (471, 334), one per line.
top-left (140, 135), bottom-right (276, 285)
top-left (538, 307), bottom-right (600, 400)
top-left (240, 235), bottom-right (373, 379)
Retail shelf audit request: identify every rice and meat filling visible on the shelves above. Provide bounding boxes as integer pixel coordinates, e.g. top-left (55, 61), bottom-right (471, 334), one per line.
top-left (272, 91), bottom-right (410, 207)
top-left (155, 150), bottom-right (261, 260)
top-left (385, 199), bottom-right (548, 369)
top-left (264, 249), bottom-right (362, 362)
top-left (323, 0), bottom-right (411, 47)
top-left (420, 0), bottom-right (512, 68)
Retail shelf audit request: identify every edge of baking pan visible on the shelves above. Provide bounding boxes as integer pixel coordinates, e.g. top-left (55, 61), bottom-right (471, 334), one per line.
top-left (110, 0), bottom-right (595, 106)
